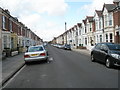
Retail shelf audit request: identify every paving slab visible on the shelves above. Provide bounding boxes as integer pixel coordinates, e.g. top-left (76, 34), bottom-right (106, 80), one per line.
top-left (1, 53), bottom-right (25, 86)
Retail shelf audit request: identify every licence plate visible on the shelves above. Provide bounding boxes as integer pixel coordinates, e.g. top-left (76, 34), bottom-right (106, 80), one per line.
top-left (31, 54), bottom-right (38, 56)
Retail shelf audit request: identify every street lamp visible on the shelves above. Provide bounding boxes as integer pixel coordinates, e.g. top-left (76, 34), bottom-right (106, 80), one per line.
top-left (65, 22), bottom-right (67, 44)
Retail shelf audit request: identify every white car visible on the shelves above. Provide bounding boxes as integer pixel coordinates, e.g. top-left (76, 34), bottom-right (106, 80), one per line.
top-left (24, 45), bottom-right (48, 64)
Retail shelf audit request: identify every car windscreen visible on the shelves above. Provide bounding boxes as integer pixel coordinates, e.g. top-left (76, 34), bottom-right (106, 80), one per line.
top-left (107, 44), bottom-right (120, 50)
top-left (28, 46), bottom-right (44, 52)
top-left (65, 44), bottom-right (71, 47)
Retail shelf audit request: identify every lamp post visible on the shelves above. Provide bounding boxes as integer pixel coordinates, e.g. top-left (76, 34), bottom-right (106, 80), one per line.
top-left (65, 22), bottom-right (67, 44)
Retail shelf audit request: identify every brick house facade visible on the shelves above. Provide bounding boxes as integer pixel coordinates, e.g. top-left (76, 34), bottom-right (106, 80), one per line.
top-left (113, 5), bottom-right (120, 43)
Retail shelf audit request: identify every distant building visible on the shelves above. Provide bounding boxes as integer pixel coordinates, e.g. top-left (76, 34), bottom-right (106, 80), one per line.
top-left (0, 7), bottom-right (42, 58)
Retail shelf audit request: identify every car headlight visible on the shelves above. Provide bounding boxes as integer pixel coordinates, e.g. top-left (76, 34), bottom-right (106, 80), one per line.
top-left (111, 54), bottom-right (120, 59)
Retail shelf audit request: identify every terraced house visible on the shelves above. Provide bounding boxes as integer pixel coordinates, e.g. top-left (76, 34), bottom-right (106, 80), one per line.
top-left (0, 7), bottom-right (43, 58)
top-left (53, 0), bottom-right (120, 50)
top-left (94, 10), bottom-right (103, 44)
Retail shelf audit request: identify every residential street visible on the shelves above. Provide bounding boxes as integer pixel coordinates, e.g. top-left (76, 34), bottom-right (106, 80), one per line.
top-left (3, 45), bottom-right (119, 88)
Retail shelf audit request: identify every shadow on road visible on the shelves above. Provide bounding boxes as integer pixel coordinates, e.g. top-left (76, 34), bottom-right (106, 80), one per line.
top-left (93, 61), bottom-right (120, 70)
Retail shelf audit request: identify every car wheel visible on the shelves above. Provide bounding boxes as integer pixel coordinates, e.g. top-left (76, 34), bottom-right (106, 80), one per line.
top-left (25, 61), bottom-right (29, 65)
top-left (106, 58), bottom-right (113, 68)
top-left (46, 58), bottom-right (49, 63)
top-left (91, 54), bottom-right (95, 62)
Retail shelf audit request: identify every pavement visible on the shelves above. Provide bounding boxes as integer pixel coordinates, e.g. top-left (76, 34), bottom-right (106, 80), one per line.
top-left (0, 48), bottom-right (90, 87)
top-left (1, 53), bottom-right (25, 86)
top-left (72, 48), bottom-right (91, 56)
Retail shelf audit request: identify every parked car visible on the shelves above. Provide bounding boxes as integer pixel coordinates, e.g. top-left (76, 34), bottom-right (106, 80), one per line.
top-left (57, 44), bottom-right (64, 49)
top-left (91, 42), bottom-right (120, 68)
top-left (64, 44), bottom-right (71, 50)
top-left (24, 45), bottom-right (48, 64)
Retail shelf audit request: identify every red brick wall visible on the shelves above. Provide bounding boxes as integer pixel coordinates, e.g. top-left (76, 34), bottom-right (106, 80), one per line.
top-left (113, 11), bottom-right (120, 27)
top-left (22, 28), bottom-right (25, 37)
top-left (12, 22), bottom-right (18, 34)
top-left (92, 21), bottom-right (96, 32)
top-left (113, 10), bottom-right (120, 44)
top-left (18, 26), bottom-right (21, 36)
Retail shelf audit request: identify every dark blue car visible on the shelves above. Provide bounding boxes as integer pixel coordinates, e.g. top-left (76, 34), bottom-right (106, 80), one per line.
top-left (91, 43), bottom-right (120, 68)
top-left (64, 44), bottom-right (71, 50)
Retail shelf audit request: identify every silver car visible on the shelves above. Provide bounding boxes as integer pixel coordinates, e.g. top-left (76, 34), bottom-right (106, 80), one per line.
top-left (24, 45), bottom-right (48, 64)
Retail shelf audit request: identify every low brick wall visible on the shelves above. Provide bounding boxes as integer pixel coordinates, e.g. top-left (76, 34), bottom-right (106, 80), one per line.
top-left (77, 46), bottom-right (86, 49)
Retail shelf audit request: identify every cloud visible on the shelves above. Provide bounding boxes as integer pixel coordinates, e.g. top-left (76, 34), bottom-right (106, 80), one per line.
top-left (78, 0), bottom-right (113, 16)
top-left (0, 0), bottom-right (68, 41)
top-left (0, 0), bottom-right (68, 16)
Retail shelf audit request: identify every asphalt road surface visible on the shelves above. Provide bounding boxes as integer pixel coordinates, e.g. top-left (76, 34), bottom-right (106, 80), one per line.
top-left (3, 45), bottom-right (119, 88)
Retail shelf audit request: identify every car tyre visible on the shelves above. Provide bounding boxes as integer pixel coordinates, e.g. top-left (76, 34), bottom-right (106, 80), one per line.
top-left (25, 61), bottom-right (29, 65)
top-left (91, 54), bottom-right (95, 62)
top-left (106, 58), bottom-right (113, 68)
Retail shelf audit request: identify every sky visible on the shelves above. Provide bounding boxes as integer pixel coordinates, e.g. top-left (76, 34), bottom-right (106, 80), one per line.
top-left (0, 0), bottom-right (113, 41)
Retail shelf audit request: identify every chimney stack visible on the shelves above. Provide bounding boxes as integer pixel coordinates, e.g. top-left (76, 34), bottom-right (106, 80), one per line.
top-left (113, 0), bottom-right (120, 6)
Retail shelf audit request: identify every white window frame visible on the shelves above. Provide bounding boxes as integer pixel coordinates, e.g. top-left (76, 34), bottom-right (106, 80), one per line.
top-left (108, 13), bottom-right (112, 26)
top-left (106, 34), bottom-right (108, 42)
top-left (104, 15), bottom-right (107, 27)
top-left (110, 33), bottom-right (113, 42)
top-left (10, 20), bottom-right (12, 32)
top-left (100, 35), bottom-right (102, 43)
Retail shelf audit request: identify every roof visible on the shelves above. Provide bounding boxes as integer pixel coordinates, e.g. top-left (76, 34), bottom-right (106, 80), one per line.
top-left (113, 0), bottom-right (120, 3)
top-left (82, 19), bottom-right (87, 25)
top-left (77, 23), bottom-right (82, 27)
top-left (95, 10), bottom-right (103, 17)
top-left (103, 4), bottom-right (116, 12)
top-left (86, 16), bottom-right (94, 22)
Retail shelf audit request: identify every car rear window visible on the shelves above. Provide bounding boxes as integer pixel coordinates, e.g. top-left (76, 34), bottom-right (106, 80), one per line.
top-left (28, 46), bottom-right (44, 52)
top-left (107, 44), bottom-right (120, 50)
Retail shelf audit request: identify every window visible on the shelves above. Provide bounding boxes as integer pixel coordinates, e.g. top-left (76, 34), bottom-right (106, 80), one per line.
top-left (95, 44), bottom-right (101, 50)
top-left (97, 35), bottom-right (99, 43)
top-left (110, 33), bottom-right (113, 42)
top-left (21, 27), bottom-right (22, 35)
top-left (104, 15), bottom-right (107, 27)
top-left (11, 37), bottom-right (14, 48)
top-left (96, 20), bottom-right (98, 30)
top-left (4, 36), bottom-right (7, 48)
top-left (85, 27), bottom-right (87, 33)
top-left (109, 13), bottom-right (112, 26)
top-left (28, 46), bottom-right (44, 52)
top-left (100, 35), bottom-right (102, 43)
top-left (101, 44), bottom-right (108, 51)
top-left (10, 21), bottom-right (12, 32)
top-left (106, 34), bottom-right (108, 42)
top-left (107, 44), bottom-right (120, 50)
top-left (79, 29), bottom-right (81, 35)
top-left (85, 38), bottom-right (87, 45)
top-left (90, 23), bottom-right (92, 31)
top-left (99, 19), bottom-right (102, 29)
top-left (2, 16), bottom-right (6, 29)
